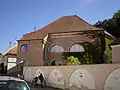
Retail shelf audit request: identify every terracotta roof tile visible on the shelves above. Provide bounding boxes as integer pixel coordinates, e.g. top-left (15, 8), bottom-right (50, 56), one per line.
top-left (8, 45), bottom-right (17, 55)
top-left (20, 15), bottom-right (101, 40)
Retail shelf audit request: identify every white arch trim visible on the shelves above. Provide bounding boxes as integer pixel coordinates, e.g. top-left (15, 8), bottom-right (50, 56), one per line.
top-left (48, 68), bottom-right (65, 86)
top-left (69, 68), bottom-right (95, 89)
top-left (18, 58), bottom-right (28, 65)
top-left (24, 69), bottom-right (32, 81)
top-left (104, 68), bottom-right (120, 90)
top-left (34, 69), bottom-right (45, 77)
top-left (49, 44), bottom-right (64, 52)
top-left (69, 44), bottom-right (85, 52)
top-left (34, 69), bottom-right (45, 84)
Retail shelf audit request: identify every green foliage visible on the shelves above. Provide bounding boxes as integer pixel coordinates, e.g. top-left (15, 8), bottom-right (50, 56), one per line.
top-left (63, 37), bottom-right (106, 65)
top-left (105, 38), bottom-right (113, 63)
top-left (94, 9), bottom-right (120, 38)
top-left (67, 56), bottom-right (80, 65)
top-left (79, 53), bottom-right (93, 64)
top-left (85, 35), bottom-right (105, 63)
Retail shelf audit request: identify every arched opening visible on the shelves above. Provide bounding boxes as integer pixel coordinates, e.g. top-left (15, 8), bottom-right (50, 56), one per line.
top-left (69, 44), bottom-right (85, 52)
top-left (50, 44), bottom-right (64, 52)
top-left (20, 44), bottom-right (28, 52)
top-left (50, 60), bottom-right (58, 66)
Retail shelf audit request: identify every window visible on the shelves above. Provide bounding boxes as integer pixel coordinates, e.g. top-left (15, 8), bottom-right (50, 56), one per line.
top-left (0, 81), bottom-right (29, 90)
top-left (50, 45), bottom-right (64, 52)
top-left (69, 44), bottom-right (85, 52)
top-left (20, 44), bottom-right (28, 52)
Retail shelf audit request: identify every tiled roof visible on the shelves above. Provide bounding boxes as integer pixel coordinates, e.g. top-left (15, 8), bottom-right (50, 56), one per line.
top-left (20, 15), bottom-right (102, 41)
top-left (8, 45), bottom-right (17, 55)
top-left (2, 43), bottom-right (17, 56)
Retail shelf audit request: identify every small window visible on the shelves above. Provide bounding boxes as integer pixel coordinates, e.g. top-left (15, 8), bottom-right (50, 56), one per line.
top-left (69, 44), bottom-right (85, 52)
top-left (20, 44), bottom-right (28, 52)
top-left (50, 45), bottom-right (64, 52)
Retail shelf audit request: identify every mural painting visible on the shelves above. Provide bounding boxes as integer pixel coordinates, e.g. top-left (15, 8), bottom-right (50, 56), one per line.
top-left (24, 69), bottom-right (32, 81)
top-left (69, 68), bottom-right (95, 90)
top-left (104, 68), bottom-right (120, 90)
top-left (48, 68), bottom-right (64, 86)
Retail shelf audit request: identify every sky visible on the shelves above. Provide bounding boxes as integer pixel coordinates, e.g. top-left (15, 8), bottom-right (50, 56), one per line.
top-left (0, 0), bottom-right (120, 53)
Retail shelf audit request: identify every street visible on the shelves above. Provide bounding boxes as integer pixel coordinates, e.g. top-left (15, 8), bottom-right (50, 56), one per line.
top-left (27, 82), bottom-right (62, 90)
top-left (31, 87), bottom-right (62, 90)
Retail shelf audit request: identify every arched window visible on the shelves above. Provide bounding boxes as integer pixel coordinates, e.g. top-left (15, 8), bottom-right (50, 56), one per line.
top-left (50, 45), bottom-right (64, 52)
top-left (20, 44), bottom-right (28, 52)
top-left (50, 60), bottom-right (59, 66)
top-left (69, 44), bottom-right (85, 52)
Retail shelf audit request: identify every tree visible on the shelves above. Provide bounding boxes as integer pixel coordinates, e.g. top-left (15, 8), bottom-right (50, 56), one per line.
top-left (104, 38), bottom-right (113, 63)
top-left (79, 53), bottom-right (93, 64)
top-left (94, 9), bottom-right (120, 38)
top-left (62, 37), bottom-right (105, 65)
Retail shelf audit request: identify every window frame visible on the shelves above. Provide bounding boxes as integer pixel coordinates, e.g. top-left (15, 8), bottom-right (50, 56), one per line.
top-left (69, 44), bottom-right (85, 52)
top-left (49, 44), bottom-right (64, 52)
top-left (20, 44), bottom-right (28, 52)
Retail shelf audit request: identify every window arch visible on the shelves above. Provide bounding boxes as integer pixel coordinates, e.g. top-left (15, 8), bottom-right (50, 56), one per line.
top-left (69, 44), bottom-right (85, 52)
top-left (50, 45), bottom-right (64, 52)
top-left (50, 60), bottom-right (57, 66)
top-left (20, 44), bottom-right (28, 52)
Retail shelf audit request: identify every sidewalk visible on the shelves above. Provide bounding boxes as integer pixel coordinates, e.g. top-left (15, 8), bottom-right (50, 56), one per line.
top-left (31, 87), bottom-right (62, 90)
top-left (27, 81), bottom-right (62, 90)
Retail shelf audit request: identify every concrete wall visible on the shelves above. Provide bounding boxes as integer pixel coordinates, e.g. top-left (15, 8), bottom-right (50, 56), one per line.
top-left (111, 44), bottom-right (120, 63)
top-left (23, 64), bottom-right (120, 90)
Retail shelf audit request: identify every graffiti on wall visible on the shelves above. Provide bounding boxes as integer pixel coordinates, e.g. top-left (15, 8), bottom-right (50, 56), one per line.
top-left (69, 68), bottom-right (95, 89)
top-left (48, 68), bottom-right (64, 85)
top-left (104, 68), bottom-right (120, 90)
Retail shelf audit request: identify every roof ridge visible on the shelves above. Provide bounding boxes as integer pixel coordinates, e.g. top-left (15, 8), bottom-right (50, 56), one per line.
top-left (20, 15), bottom-right (102, 40)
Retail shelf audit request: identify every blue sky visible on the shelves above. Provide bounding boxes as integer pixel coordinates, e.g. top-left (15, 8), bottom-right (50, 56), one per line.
top-left (0, 0), bottom-right (120, 52)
